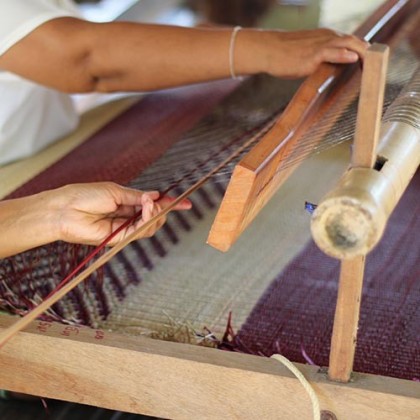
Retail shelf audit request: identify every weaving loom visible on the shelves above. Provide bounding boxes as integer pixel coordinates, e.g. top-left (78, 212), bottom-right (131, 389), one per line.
top-left (0, 0), bottom-right (419, 418)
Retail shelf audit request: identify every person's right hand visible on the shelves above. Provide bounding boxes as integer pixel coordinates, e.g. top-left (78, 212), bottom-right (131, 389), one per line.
top-left (236, 28), bottom-right (369, 79)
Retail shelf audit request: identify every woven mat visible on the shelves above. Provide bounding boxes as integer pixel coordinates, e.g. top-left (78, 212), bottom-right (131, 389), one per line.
top-left (0, 74), bottom-right (303, 327)
top-left (99, 142), bottom-right (350, 337)
top-left (0, 12), bottom-right (418, 382)
top-left (236, 170), bottom-right (420, 381)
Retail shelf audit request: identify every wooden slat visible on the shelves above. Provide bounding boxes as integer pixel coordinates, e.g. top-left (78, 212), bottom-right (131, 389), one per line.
top-left (328, 257), bottom-right (366, 382)
top-left (207, 0), bottom-right (413, 252)
top-left (352, 44), bottom-right (389, 168)
top-left (0, 313), bottom-right (418, 419)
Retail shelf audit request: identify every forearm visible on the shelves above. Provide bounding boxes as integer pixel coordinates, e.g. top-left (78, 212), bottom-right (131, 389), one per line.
top-left (87, 23), bottom-right (257, 92)
top-left (0, 19), bottom-right (262, 93)
top-left (0, 193), bottom-right (58, 258)
top-left (0, 17), bottom-right (367, 93)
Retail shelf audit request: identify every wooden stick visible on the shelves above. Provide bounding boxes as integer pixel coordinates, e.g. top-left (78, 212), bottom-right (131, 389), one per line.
top-left (352, 44), bottom-right (389, 168)
top-left (0, 120), bottom-right (274, 349)
top-left (328, 44), bottom-right (389, 383)
top-left (328, 257), bottom-right (366, 382)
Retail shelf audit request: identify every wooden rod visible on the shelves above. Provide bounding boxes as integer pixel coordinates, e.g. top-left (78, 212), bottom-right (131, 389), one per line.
top-left (352, 44), bottom-right (389, 168)
top-left (328, 256), bottom-right (366, 382)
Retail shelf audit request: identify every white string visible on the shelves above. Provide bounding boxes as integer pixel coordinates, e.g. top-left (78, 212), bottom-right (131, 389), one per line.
top-left (271, 354), bottom-right (321, 420)
top-left (229, 26), bottom-right (242, 79)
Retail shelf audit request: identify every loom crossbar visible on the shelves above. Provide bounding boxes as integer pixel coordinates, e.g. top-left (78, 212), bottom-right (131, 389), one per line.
top-left (0, 314), bottom-right (418, 419)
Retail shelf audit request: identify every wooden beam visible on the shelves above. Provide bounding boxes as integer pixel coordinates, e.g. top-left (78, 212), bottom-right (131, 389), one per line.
top-left (0, 313), bottom-right (418, 419)
top-left (352, 44), bottom-right (389, 168)
top-left (328, 257), bottom-right (366, 382)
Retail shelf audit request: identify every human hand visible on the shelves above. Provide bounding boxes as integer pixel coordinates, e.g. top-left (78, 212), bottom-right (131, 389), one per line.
top-left (45, 182), bottom-right (191, 246)
top-left (236, 28), bottom-right (369, 79)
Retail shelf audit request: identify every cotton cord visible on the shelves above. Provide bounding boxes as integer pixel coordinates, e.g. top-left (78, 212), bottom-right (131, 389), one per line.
top-left (271, 354), bottom-right (321, 420)
top-left (229, 26), bottom-right (242, 79)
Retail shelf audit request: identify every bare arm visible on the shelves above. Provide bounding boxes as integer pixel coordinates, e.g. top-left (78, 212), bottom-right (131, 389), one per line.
top-left (0, 18), bottom-right (368, 93)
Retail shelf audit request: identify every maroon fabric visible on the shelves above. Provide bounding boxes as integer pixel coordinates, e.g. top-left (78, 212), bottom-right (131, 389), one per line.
top-left (237, 170), bottom-right (420, 380)
top-left (7, 79), bottom-right (238, 199)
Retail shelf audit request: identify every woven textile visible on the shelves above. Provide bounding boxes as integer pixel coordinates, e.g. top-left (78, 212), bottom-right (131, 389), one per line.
top-left (0, 75), bottom-right (300, 326)
top-left (0, 11), bottom-right (418, 382)
top-left (236, 170), bottom-right (420, 381)
top-left (6, 79), bottom-right (239, 199)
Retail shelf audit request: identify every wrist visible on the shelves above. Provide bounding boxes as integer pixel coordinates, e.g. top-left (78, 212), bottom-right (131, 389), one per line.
top-left (32, 189), bottom-right (64, 244)
top-left (0, 192), bottom-right (60, 258)
top-left (234, 28), bottom-right (272, 76)
top-left (18, 191), bottom-right (62, 249)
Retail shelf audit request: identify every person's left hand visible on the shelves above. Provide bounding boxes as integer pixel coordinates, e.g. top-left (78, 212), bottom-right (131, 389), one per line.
top-left (45, 182), bottom-right (191, 246)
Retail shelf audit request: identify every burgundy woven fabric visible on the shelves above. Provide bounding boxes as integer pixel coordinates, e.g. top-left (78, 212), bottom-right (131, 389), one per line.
top-left (236, 170), bottom-right (420, 380)
top-left (7, 79), bottom-right (238, 199)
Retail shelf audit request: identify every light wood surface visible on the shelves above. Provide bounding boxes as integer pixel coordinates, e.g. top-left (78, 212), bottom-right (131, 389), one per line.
top-left (328, 257), bottom-right (366, 382)
top-left (352, 44), bottom-right (389, 168)
top-left (0, 313), bottom-right (419, 419)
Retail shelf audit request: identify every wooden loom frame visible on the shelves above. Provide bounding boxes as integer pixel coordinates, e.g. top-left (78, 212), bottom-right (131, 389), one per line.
top-left (0, 313), bottom-right (419, 419)
top-left (0, 1), bottom-right (419, 418)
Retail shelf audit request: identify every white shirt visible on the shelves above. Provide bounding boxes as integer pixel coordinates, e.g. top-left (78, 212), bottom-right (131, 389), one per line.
top-left (0, 0), bottom-right (80, 166)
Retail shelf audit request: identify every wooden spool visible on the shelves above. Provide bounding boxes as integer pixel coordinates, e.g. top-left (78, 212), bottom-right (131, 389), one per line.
top-left (311, 69), bottom-right (420, 259)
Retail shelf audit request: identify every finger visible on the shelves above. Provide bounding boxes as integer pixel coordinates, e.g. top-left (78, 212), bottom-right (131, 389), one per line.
top-left (330, 35), bottom-right (369, 60)
top-left (110, 184), bottom-right (160, 207)
top-left (157, 195), bottom-right (192, 210)
top-left (106, 217), bottom-right (135, 245)
top-left (141, 194), bottom-right (154, 221)
top-left (109, 204), bottom-right (140, 218)
top-left (320, 47), bottom-right (360, 64)
top-left (142, 190), bottom-right (160, 202)
top-left (144, 203), bottom-right (166, 237)
top-left (130, 202), bottom-right (165, 238)
top-left (153, 203), bottom-right (166, 231)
